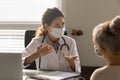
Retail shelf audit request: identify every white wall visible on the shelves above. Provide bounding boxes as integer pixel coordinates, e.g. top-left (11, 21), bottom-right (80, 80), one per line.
top-left (62, 0), bottom-right (120, 66)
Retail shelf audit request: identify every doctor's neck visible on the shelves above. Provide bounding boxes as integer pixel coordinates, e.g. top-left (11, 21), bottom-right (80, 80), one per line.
top-left (48, 33), bottom-right (59, 43)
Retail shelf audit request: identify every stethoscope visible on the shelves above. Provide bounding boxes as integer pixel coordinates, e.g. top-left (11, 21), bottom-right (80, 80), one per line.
top-left (60, 37), bottom-right (70, 51)
top-left (39, 32), bottom-right (70, 69)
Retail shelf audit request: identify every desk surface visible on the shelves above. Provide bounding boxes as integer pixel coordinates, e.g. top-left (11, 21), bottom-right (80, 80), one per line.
top-left (23, 69), bottom-right (84, 80)
top-left (23, 69), bottom-right (40, 80)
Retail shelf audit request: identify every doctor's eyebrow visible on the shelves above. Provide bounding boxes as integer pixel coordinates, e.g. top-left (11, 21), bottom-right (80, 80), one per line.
top-left (55, 22), bottom-right (65, 28)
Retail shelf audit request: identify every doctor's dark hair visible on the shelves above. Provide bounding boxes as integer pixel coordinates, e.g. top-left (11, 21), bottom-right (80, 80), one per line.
top-left (42, 7), bottom-right (64, 25)
top-left (92, 16), bottom-right (120, 56)
top-left (35, 7), bottom-right (64, 37)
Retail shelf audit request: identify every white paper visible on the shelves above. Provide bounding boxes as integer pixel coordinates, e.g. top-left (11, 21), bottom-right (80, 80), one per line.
top-left (33, 71), bottom-right (79, 80)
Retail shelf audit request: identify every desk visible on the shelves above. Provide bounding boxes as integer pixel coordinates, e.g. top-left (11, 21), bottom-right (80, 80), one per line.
top-left (23, 69), bottom-right (85, 80)
top-left (23, 69), bottom-right (40, 80)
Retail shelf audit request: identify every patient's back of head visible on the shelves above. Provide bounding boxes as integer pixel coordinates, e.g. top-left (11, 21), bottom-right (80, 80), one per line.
top-left (91, 16), bottom-right (120, 80)
top-left (93, 16), bottom-right (120, 56)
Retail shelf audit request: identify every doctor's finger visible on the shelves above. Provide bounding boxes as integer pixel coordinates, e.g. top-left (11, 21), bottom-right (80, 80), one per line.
top-left (43, 45), bottom-right (53, 52)
top-left (38, 43), bottom-right (50, 47)
top-left (44, 49), bottom-right (53, 55)
top-left (41, 45), bottom-right (53, 52)
top-left (72, 56), bottom-right (77, 59)
top-left (40, 48), bottom-right (53, 56)
top-left (62, 52), bottom-right (68, 57)
top-left (38, 43), bottom-right (46, 47)
top-left (38, 44), bottom-right (52, 50)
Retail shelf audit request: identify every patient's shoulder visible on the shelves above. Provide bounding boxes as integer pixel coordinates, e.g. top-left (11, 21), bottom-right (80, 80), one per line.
top-left (90, 66), bottom-right (107, 80)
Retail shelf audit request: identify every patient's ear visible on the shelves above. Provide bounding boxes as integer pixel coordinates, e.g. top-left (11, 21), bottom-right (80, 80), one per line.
top-left (94, 45), bottom-right (108, 59)
top-left (94, 47), bottom-right (102, 56)
top-left (94, 45), bottom-right (103, 57)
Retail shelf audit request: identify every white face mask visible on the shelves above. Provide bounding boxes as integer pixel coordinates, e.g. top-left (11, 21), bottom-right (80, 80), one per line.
top-left (50, 27), bottom-right (64, 38)
top-left (63, 27), bottom-right (66, 32)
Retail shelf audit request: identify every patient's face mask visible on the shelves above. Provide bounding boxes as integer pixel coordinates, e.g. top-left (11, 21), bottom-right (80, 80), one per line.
top-left (50, 27), bottom-right (64, 38)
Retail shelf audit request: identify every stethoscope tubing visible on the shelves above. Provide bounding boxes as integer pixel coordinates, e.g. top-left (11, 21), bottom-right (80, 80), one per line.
top-left (39, 33), bottom-right (70, 69)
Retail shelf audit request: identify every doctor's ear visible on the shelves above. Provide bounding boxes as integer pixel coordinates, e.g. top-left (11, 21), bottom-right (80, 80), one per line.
top-left (43, 24), bottom-right (50, 31)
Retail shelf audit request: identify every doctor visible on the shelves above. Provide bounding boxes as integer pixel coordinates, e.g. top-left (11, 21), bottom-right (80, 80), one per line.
top-left (22, 7), bottom-right (81, 73)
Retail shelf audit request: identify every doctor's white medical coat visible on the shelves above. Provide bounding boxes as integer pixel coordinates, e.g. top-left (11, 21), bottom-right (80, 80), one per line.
top-left (22, 35), bottom-right (81, 73)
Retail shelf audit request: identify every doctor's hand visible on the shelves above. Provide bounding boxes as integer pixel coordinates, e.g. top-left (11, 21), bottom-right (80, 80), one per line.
top-left (62, 53), bottom-right (77, 72)
top-left (36, 43), bottom-right (53, 57)
top-left (24, 43), bottom-right (53, 65)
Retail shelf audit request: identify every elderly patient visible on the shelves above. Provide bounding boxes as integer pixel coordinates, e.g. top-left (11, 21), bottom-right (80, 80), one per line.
top-left (90, 16), bottom-right (120, 80)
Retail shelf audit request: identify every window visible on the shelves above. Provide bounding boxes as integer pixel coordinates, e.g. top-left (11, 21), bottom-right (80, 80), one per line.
top-left (0, 0), bottom-right (60, 53)
top-left (0, 0), bottom-right (60, 21)
top-left (0, 30), bottom-right (25, 53)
